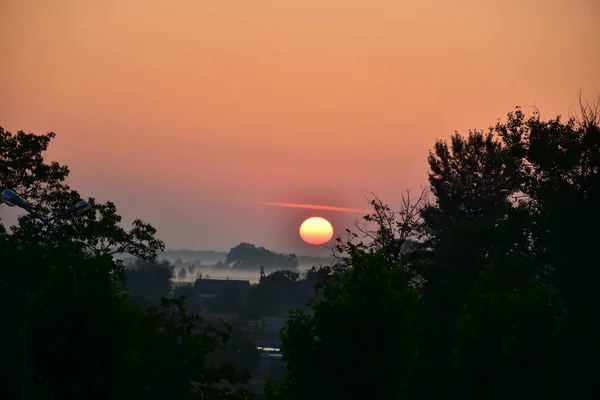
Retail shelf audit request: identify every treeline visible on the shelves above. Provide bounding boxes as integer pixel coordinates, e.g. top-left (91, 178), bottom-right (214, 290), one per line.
top-left (160, 249), bottom-right (333, 268)
top-left (125, 258), bottom-right (320, 318)
top-left (225, 243), bottom-right (299, 270)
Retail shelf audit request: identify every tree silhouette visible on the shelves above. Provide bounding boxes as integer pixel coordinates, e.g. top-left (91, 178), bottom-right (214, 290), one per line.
top-left (267, 97), bottom-right (600, 400)
top-left (125, 258), bottom-right (174, 305)
top-left (226, 242), bottom-right (298, 270)
top-left (0, 128), bottom-right (250, 399)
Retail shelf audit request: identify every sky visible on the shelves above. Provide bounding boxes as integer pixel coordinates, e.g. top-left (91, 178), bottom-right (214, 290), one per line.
top-left (1, 0), bottom-right (599, 255)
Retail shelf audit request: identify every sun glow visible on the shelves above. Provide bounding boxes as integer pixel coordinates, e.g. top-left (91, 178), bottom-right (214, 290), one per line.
top-left (299, 217), bottom-right (334, 245)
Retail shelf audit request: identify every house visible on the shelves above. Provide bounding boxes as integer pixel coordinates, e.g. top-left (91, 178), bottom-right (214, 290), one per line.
top-left (192, 278), bottom-right (251, 313)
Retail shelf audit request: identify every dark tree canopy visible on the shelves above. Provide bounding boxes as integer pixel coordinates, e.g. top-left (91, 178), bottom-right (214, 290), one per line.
top-left (125, 258), bottom-right (174, 305)
top-left (1, 128), bottom-right (70, 212)
top-left (266, 97), bottom-right (600, 400)
top-left (226, 242), bottom-right (299, 270)
top-left (1, 127), bottom-right (164, 261)
top-left (0, 128), bottom-right (250, 399)
top-left (266, 251), bottom-right (419, 400)
top-left (245, 270), bottom-right (316, 318)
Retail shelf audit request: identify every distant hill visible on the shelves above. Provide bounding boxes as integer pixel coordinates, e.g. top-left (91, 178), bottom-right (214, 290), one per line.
top-left (122, 243), bottom-right (422, 270)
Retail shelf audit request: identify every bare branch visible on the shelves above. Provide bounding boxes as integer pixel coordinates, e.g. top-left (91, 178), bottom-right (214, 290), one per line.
top-left (573, 89), bottom-right (600, 128)
top-left (332, 187), bottom-right (429, 265)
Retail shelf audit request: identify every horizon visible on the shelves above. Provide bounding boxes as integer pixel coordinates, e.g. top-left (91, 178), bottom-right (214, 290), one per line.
top-left (160, 248), bottom-right (334, 257)
top-left (1, 0), bottom-right (598, 255)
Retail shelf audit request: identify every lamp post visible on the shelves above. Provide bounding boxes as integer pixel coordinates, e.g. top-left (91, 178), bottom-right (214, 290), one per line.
top-left (1, 189), bottom-right (89, 400)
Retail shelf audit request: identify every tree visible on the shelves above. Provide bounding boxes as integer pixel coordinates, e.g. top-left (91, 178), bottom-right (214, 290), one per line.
top-left (453, 268), bottom-right (569, 400)
top-left (123, 297), bottom-right (251, 400)
top-left (264, 269), bottom-right (300, 284)
top-left (226, 243), bottom-right (299, 270)
top-left (211, 327), bottom-right (262, 375)
top-left (389, 125), bottom-right (553, 397)
top-left (0, 127), bottom-right (153, 399)
top-left (267, 97), bottom-right (597, 399)
top-left (266, 194), bottom-right (423, 400)
top-left (1, 128), bottom-right (163, 262)
top-left (494, 97), bottom-right (600, 395)
top-left (1, 128), bottom-right (71, 214)
top-left (419, 129), bottom-right (531, 277)
top-left (26, 250), bottom-right (137, 399)
top-left (266, 250), bottom-right (419, 400)
top-left (125, 258), bottom-right (174, 305)
top-left (245, 270), bottom-right (311, 318)
top-left (331, 190), bottom-right (426, 265)
top-left (0, 127), bottom-right (250, 399)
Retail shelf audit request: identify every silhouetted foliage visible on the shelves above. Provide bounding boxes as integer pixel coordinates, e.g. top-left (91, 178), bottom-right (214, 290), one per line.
top-left (0, 128), bottom-right (250, 399)
top-left (267, 96), bottom-right (600, 400)
top-left (245, 270), bottom-right (315, 318)
top-left (266, 251), bottom-right (418, 400)
top-left (124, 297), bottom-right (251, 400)
top-left (125, 258), bottom-right (174, 305)
top-left (213, 327), bottom-right (262, 374)
top-left (226, 243), bottom-right (299, 270)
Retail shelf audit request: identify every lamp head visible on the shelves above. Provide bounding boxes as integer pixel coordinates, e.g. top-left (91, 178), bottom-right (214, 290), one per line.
top-left (1, 189), bottom-right (32, 212)
top-left (0, 189), bottom-right (16, 207)
top-left (73, 200), bottom-right (90, 215)
top-left (61, 200), bottom-right (91, 218)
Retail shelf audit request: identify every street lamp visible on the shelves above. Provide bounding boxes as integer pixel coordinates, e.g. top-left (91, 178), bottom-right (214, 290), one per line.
top-left (55, 200), bottom-right (91, 220)
top-left (1, 189), bottom-right (89, 291)
top-left (2, 189), bottom-right (89, 223)
top-left (1, 188), bottom-right (90, 400)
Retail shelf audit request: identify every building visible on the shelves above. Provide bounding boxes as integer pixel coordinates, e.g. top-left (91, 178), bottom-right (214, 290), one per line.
top-left (193, 277), bottom-right (251, 295)
top-left (192, 278), bottom-right (251, 313)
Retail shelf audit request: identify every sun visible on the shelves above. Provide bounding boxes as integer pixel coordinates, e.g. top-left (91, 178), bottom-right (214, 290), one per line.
top-left (299, 217), bottom-right (334, 245)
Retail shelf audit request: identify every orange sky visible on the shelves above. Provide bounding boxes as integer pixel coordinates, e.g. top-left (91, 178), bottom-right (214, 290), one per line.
top-left (1, 0), bottom-right (599, 254)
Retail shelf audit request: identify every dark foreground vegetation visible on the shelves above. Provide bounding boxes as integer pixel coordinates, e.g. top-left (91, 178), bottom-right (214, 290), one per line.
top-left (2, 95), bottom-right (600, 399)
